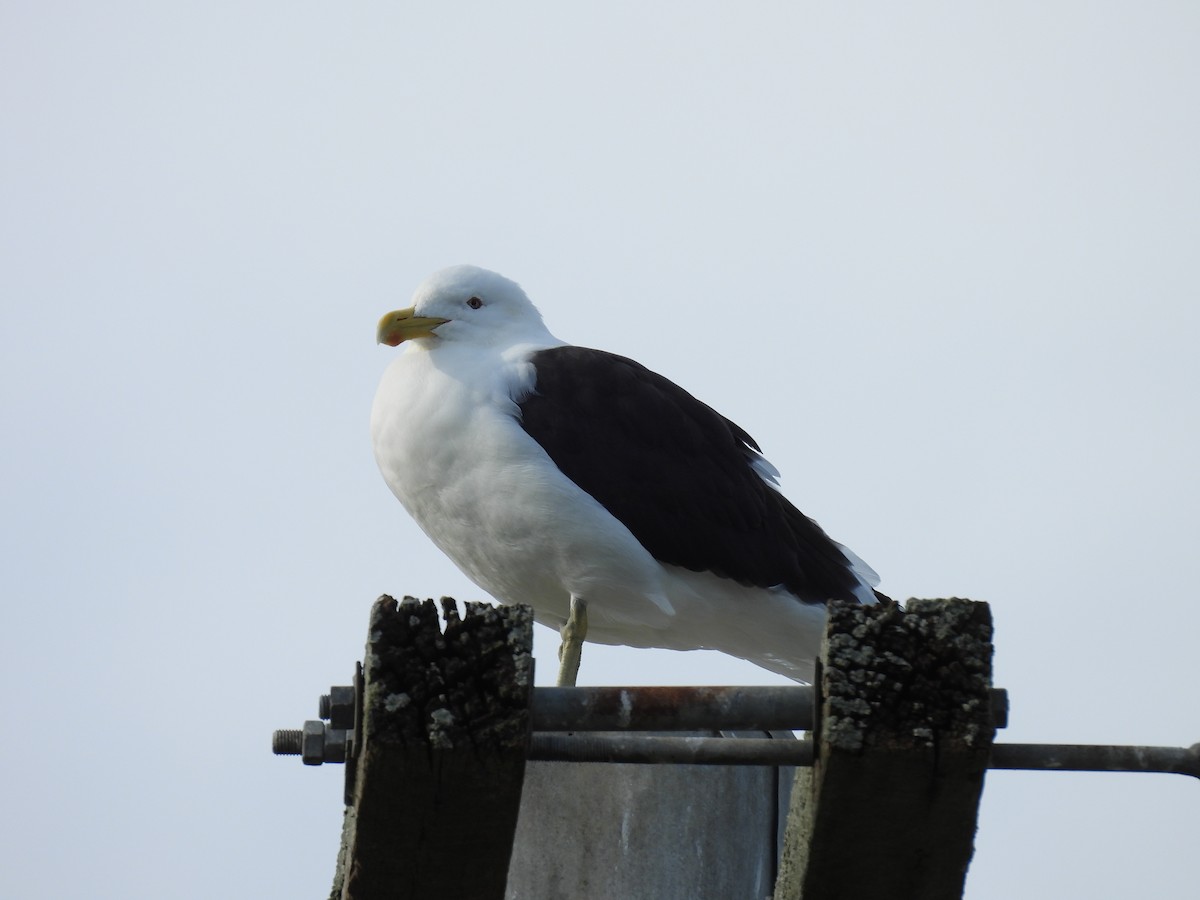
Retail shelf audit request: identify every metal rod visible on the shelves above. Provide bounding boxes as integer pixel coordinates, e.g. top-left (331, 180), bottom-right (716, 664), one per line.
top-left (530, 733), bottom-right (815, 766)
top-left (529, 734), bottom-right (1200, 779)
top-left (989, 742), bottom-right (1200, 779)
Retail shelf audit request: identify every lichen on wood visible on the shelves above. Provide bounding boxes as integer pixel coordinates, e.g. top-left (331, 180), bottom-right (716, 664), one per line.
top-left (775, 597), bottom-right (996, 900)
top-left (332, 595), bottom-right (533, 900)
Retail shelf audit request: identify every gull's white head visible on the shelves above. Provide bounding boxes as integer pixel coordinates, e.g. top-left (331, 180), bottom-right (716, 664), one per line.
top-left (376, 265), bottom-right (549, 348)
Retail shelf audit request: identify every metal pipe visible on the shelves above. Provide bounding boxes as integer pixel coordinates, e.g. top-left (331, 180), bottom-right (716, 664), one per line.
top-left (530, 685), bottom-right (815, 732)
top-left (529, 685), bottom-right (1008, 732)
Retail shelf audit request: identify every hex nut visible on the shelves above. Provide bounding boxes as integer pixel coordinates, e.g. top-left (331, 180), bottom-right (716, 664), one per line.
top-left (301, 720), bottom-right (326, 766)
top-left (324, 728), bottom-right (350, 764)
top-left (328, 685), bottom-right (356, 730)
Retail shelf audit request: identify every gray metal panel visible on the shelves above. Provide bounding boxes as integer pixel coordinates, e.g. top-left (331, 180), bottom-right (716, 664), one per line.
top-left (507, 732), bottom-right (793, 900)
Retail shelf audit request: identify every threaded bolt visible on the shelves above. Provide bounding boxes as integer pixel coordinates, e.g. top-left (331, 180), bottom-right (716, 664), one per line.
top-left (273, 729), bottom-right (303, 755)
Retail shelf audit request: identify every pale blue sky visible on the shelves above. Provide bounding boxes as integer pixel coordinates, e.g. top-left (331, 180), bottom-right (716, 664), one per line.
top-left (2, 3), bottom-right (1197, 897)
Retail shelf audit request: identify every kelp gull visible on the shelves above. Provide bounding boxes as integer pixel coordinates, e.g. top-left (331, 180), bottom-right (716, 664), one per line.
top-left (371, 265), bottom-right (882, 685)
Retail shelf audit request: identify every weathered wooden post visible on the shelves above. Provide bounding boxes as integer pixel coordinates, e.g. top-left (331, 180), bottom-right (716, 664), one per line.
top-left (774, 598), bottom-right (996, 900)
top-left (330, 595), bottom-right (533, 900)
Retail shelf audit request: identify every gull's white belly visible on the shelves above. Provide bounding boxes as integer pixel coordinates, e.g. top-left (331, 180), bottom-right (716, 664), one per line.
top-left (371, 352), bottom-right (674, 633)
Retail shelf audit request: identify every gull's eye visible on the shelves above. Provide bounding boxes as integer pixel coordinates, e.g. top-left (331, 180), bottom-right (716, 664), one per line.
top-left (467, 296), bottom-right (483, 310)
